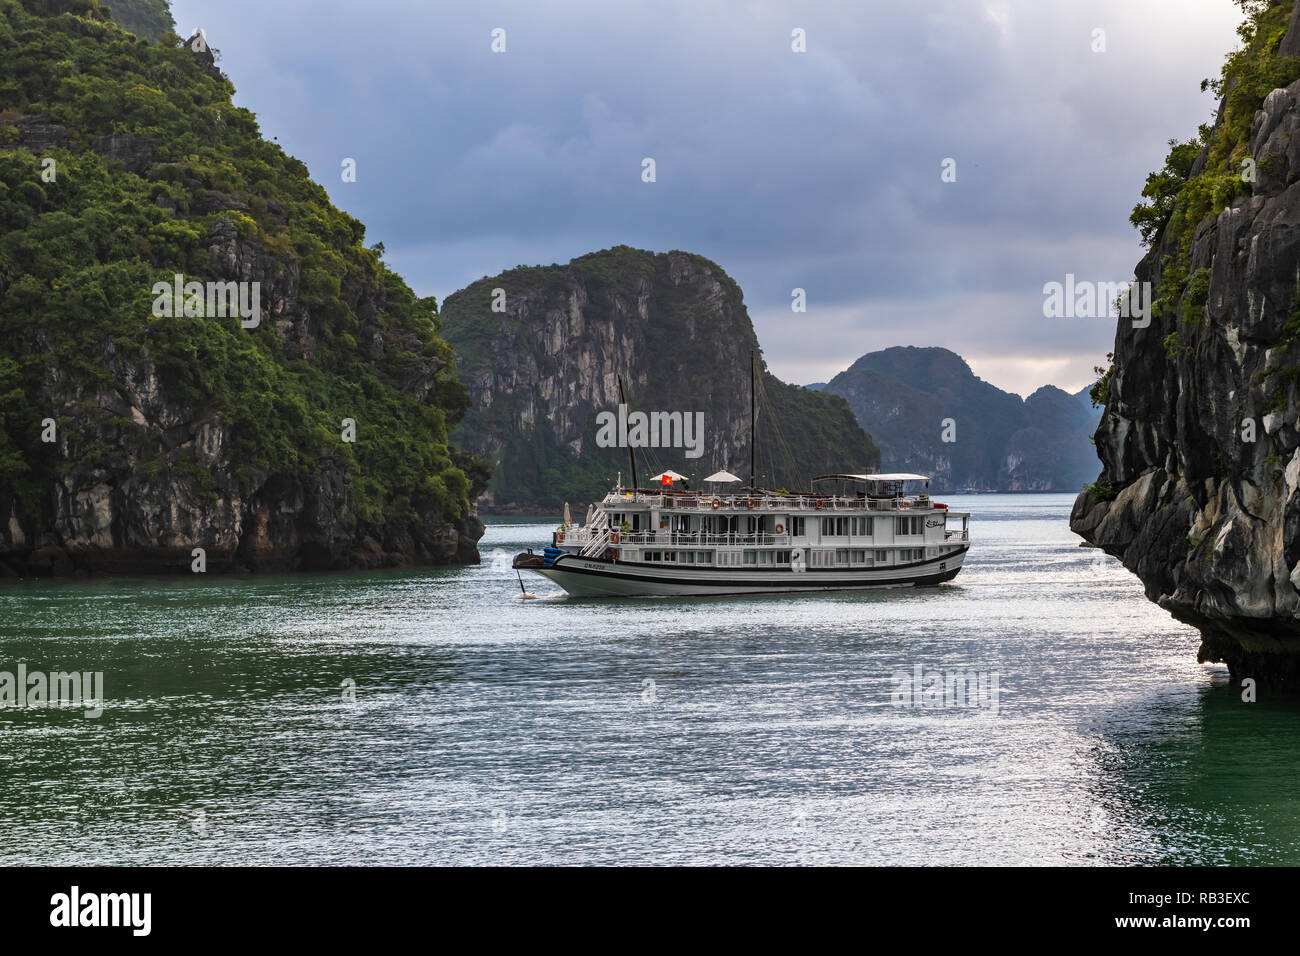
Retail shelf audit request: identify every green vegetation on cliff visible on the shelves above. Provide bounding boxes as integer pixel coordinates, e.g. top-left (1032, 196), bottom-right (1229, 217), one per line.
top-left (0, 0), bottom-right (477, 539)
top-left (102, 0), bottom-right (173, 43)
top-left (1133, 2), bottom-right (1300, 326)
top-left (1132, 2), bottom-right (1300, 254)
top-left (1092, 1), bottom-right (1300, 403)
top-left (12, 0), bottom-right (172, 43)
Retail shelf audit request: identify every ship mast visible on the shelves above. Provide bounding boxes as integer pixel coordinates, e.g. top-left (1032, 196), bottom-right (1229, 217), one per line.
top-left (749, 350), bottom-right (756, 489)
top-left (618, 375), bottom-right (637, 491)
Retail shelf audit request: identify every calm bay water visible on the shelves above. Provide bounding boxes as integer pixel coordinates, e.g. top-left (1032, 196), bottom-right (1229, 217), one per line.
top-left (1, 493), bottom-right (1298, 865)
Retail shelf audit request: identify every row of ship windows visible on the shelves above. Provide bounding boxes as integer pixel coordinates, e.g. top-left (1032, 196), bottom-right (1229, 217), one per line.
top-left (622, 515), bottom-right (929, 536)
top-left (638, 548), bottom-right (928, 566)
top-left (812, 516), bottom-right (926, 536)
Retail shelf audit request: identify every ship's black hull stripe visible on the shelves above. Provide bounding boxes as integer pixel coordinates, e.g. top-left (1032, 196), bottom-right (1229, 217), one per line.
top-left (541, 559), bottom-right (964, 588)
top-left (549, 545), bottom-right (967, 575)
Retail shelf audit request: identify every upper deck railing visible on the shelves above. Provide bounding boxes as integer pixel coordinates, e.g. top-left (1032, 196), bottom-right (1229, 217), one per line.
top-left (600, 490), bottom-right (954, 513)
top-left (554, 526), bottom-right (970, 549)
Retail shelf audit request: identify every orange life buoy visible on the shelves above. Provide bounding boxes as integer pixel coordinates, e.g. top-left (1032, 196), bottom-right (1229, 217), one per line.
top-left (775, 523), bottom-right (784, 535)
top-left (746, 497), bottom-right (756, 510)
top-left (556, 532), bottom-right (564, 543)
top-left (711, 497), bottom-right (721, 509)
top-left (611, 532), bottom-right (620, 544)
top-left (815, 499), bottom-right (824, 510)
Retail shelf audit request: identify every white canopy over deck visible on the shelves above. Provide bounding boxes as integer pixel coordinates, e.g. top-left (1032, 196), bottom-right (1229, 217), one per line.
top-left (812, 473), bottom-right (931, 483)
top-left (703, 469), bottom-right (743, 483)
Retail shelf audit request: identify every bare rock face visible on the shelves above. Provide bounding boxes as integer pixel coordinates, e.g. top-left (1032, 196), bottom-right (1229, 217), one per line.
top-left (1071, 47), bottom-right (1300, 689)
top-left (184, 30), bottom-right (226, 83)
top-left (9, 114), bottom-right (67, 151)
top-left (441, 247), bottom-right (880, 511)
top-left (90, 134), bottom-right (158, 174)
top-left (1280, 2), bottom-right (1300, 58)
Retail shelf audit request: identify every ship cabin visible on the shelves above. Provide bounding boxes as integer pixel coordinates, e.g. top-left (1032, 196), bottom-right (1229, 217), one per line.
top-left (554, 473), bottom-right (970, 570)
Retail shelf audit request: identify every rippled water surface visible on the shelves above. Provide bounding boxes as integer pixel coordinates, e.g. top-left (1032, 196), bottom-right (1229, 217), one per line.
top-left (2, 493), bottom-right (1298, 865)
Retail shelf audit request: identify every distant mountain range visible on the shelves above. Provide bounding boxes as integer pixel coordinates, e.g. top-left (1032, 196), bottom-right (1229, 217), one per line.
top-left (440, 245), bottom-right (1100, 509)
top-left (819, 346), bottom-right (1101, 492)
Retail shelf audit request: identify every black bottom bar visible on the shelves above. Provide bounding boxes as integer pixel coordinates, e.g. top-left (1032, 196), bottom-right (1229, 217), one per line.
top-left (0, 866), bottom-right (1283, 943)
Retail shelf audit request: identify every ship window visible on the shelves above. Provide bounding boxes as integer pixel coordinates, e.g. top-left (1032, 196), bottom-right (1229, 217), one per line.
top-left (896, 516), bottom-right (923, 536)
top-left (743, 551), bottom-right (757, 565)
top-left (790, 517), bottom-right (805, 537)
top-left (776, 550), bottom-right (791, 564)
top-left (875, 550), bottom-right (890, 563)
top-left (851, 549), bottom-right (866, 564)
top-left (758, 550), bottom-right (775, 565)
top-left (821, 517), bottom-right (850, 537)
top-left (663, 551), bottom-right (676, 562)
top-left (851, 517), bottom-right (873, 536)
top-left (696, 551), bottom-right (713, 564)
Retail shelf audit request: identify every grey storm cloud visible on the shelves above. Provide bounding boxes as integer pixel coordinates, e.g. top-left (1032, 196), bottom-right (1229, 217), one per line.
top-left (171, 0), bottom-right (1246, 395)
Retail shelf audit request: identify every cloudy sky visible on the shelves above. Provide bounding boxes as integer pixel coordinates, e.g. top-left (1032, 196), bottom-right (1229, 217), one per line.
top-left (171, 0), bottom-right (1245, 396)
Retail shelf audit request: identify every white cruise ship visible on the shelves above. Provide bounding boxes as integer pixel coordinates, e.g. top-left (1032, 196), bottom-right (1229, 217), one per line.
top-left (512, 473), bottom-right (970, 597)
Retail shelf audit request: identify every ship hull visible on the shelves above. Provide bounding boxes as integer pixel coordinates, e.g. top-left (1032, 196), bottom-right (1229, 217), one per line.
top-left (528, 547), bottom-right (968, 597)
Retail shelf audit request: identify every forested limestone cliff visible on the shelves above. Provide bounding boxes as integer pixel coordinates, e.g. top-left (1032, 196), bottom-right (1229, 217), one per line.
top-left (0, 0), bottom-right (486, 574)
